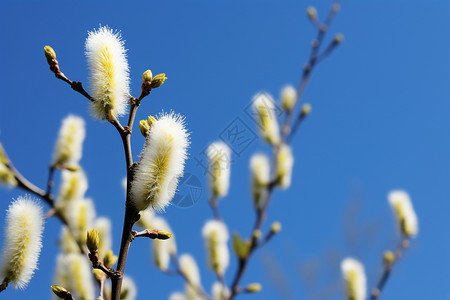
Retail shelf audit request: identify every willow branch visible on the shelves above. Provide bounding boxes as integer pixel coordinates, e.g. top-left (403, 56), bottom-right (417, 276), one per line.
top-left (209, 195), bottom-right (222, 221)
top-left (229, 1), bottom-right (341, 298)
top-left (370, 239), bottom-right (410, 300)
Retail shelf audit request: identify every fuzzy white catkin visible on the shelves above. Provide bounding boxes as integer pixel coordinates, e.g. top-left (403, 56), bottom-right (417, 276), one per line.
top-left (280, 85), bottom-right (297, 112)
top-left (207, 141), bottom-right (231, 198)
top-left (66, 253), bottom-right (95, 300)
top-left (58, 226), bottom-right (79, 254)
top-left (121, 275), bottom-right (137, 300)
top-left (0, 149), bottom-right (17, 186)
top-left (179, 254), bottom-right (200, 285)
top-left (276, 144), bottom-right (294, 189)
top-left (130, 112), bottom-right (190, 212)
top-left (252, 93), bottom-right (280, 145)
top-left (56, 169), bottom-right (88, 209)
top-left (202, 220), bottom-right (229, 275)
top-left (212, 282), bottom-right (230, 300)
top-left (52, 115), bottom-right (85, 166)
top-left (66, 199), bottom-right (96, 244)
top-left (0, 196), bottom-right (44, 289)
top-left (388, 190), bottom-right (418, 237)
top-left (136, 207), bottom-right (155, 229)
top-left (151, 217), bottom-right (176, 271)
top-left (341, 257), bottom-right (366, 300)
top-left (169, 292), bottom-right (187, 300)
top-left (85, 26), bottom-right (130, 120)
top-left (250, 153), bottom-right (270, 208)
top-left (94, 217), bottom-right (112, 259)
top-left (54, 254), bottom-right (71, 295)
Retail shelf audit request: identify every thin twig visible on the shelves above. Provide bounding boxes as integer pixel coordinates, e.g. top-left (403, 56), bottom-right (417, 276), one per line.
top-left (0, 279), bottom-right (8, 293)
top-left (209, 195), bottom-right (222, 221)
top-left (370, 239), bottom-right (410, 300)
top-left (228, 1), bottom-right (341, 298)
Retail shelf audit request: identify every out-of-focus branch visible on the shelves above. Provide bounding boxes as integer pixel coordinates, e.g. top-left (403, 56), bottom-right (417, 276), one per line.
top-left (370, 239), bottom-right (410, 300)
top-left (229, 1), bottom-right (342, 298)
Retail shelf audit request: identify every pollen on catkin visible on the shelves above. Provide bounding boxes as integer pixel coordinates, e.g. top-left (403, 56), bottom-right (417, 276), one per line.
top-left (130, 112), bottom-right (190, 212)
top-left (388, 190), bottom-right (418, 237)
top-left (202, 220), bottom-right (229, 276)
top-left (66, 199), bottom-right (96, 245)
top-left (67, 253), bottom-right (96, 300)
top-left (252, 93), bottom-right (281, 145)
top-left (250, 153), bottom-right (270, 208)
top-left (276, 144), bottom-right (294, 189)
top-left (207, 141), bottom-right (231, 198)
top-left (179, 254), bottom-right (200, 286)
top-left (94, 217), bottom-right (112, 259)
top-left (280, 85), bottom-right (297, 112)
top-left (341, 257), bottom-right (366, 300)
top-left (52, 115), bottom-right (85, 166)
top-left (56, 169), bottom-right (88, 210)
top-left (0, 196), bottom-right (44, 289)
top-left (212, 282), bottom-right (230, 300)
top-left (85, 26), bottom-right (130, 120)
top-left (121, 275), bottom-right (137, 300)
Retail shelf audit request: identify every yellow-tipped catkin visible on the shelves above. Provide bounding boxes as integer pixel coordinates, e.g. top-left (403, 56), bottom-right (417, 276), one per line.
top-left (85, 26), bottom-right (130, 120)
top-left (383, 251), bottom-right (395, 267)
top-left (94, 217), bottom-right (112, 259)
top-left (202, 220), bottom-right (229, 276)
top-left (66, 199), bottom-right (96, 245)
top-left (252, 93), bottom-right (281, 145)
top-left (207, 142), bottom-right (231, 198)
top-left (341, 257), bottom-right (366, 300)
top-left (103, 250), bottom-right (117, 269)
top-left (139, 120), bottom-right (150, 137)
top-left (334, 33), bottom-right (344, 44)
top-left (280, 85), bottom-right (297, 112)
top-left (212, 282), bottom-right (230, 300)
top-left (131, 112), bottom-right (190, 212)
top-left (51, 285), bottom-right (69, 299)
top-left (52, 115), bottom-right (86, 167)
top-left (245, 283), bottom-right (262, 293)
top-left (0, 148), bottom-right (17, 187)
top-left (179, 254), bottom-right (200, 286)
top-left (120, 276), bottom-right (137, 300)
top-left (0, 196), bottom-right (44, 289)
top-left (58, 226), bottom-right (79, 254)
top-left (56, 169), bottom-right (88, 211)
top-left (250, 153), bottom-right (270, 208)
top-left (136, 207), bottom-right (155, 229)
top-left (307, 6), bottom-right (318, 22)
top-left (388, 190), bottom-right (418, 237)
top-left (65, 253), bottom-right (96, 300)
top-left (301, 103), bottom-right (312, 116)
top-left (276, 144), bottom-right (294, 189)
top-left (270, 221), bottom-right (282, 234)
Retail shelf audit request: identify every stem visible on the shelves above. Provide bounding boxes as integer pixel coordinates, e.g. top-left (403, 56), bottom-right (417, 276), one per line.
top-left (228, 1), bottom-right (341, 298)
top-left (209, 195), bottom-right (222, 221)
top-left (0, 278), bottom-right (8, 293)
top-left (370, 239), bottom-right (410, 300)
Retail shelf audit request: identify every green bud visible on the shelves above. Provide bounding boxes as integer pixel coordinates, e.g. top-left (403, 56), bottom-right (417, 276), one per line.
top-left (245, 283), bottom-right (262, 293)
top-left (142, 69), bottom-right (153, 83)
top-left (86, 229), bottom-right (99, 252)
top-left (270, 221), bottom-right (282, 234)
top-left (44, 45), bottom-right (57, 60)
top-left (150, 73), bottom-right (167, 88)
top-left (301, 103), bottom-right (312, 116)
top-left (147, 115), bottom-right (156, 126)
top-left (51, 285), bottom-right (70, 299)
top-left (103, 249), bottom-right (118, 268)
top-left (156, 230), bottom-right (172, 240)
top-left (306, 6), bottom-right (318, 22)
top-left (253, 229), bottom-right (262, 239)
top-left (139, 120), bottom-right (150, 137)
top-left (334, 33), bottom-right (344, 44)
top-left (233, 232), bottom-right (250, 259)
top-left (93, 269), bottom-right (105, 281)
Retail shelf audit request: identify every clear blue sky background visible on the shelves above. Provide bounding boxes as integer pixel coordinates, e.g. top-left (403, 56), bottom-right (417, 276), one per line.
top-left (0, 0), bottom-right (449, 299)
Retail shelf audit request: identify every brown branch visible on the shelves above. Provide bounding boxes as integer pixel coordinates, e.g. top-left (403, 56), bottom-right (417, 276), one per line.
top-left (370, 239), bottom-right (410, 300)
top-left (131, 229), bottom-right (172, 240)
top-left (228, 1), bottom-right (341, 298)
top-left (88, 250), bottom-right (117, 278)
top-left (0, 278), bottom-right (8, 293)
top-left (209, 195), bottom-right (222, 221)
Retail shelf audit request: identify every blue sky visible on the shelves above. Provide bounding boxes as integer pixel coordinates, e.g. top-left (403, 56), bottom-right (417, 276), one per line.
top-left (1, 0), bottom-right (450, 299)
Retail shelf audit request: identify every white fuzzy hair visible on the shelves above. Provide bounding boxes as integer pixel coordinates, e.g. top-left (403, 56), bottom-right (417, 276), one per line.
top-left (94, 217), bottom-right (112, 259)
top-left (280, 85), bottom-right (297, 112)
top-left (131, 112), bottom-right (189, 212)
top-left (56, 169), bottom-right (88, 208)
top-left (1, 196), bottom-right (44, 289)
top-left (121, 275), bottom-right (137, 300)
top-left (85, 26), bottom-right (130, 120)
top-left (250, 153), bottom-right (270, 208)
top-left (202, 220), bottom-right (229, 275)
top-left (276, 144), bottom-right (294, 189)
top-left (52, 115), bottom-right (85, 166)
top-left (179, 253), bottom-right (200, 285)
top-left (207, 141), bottom-right (231, 198)
top-left (65, 253), bottom-right (95, 300)
top-left (252, 93), bottom-right (280, 145)
top-left (341, 257), bottom-right (366, 300)
top-left (388, 190), bottom-right (418, 237)
top-left (66, 198), bottom-right (96, 244)
top-left (212, 282), bottom-right (230, 300)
